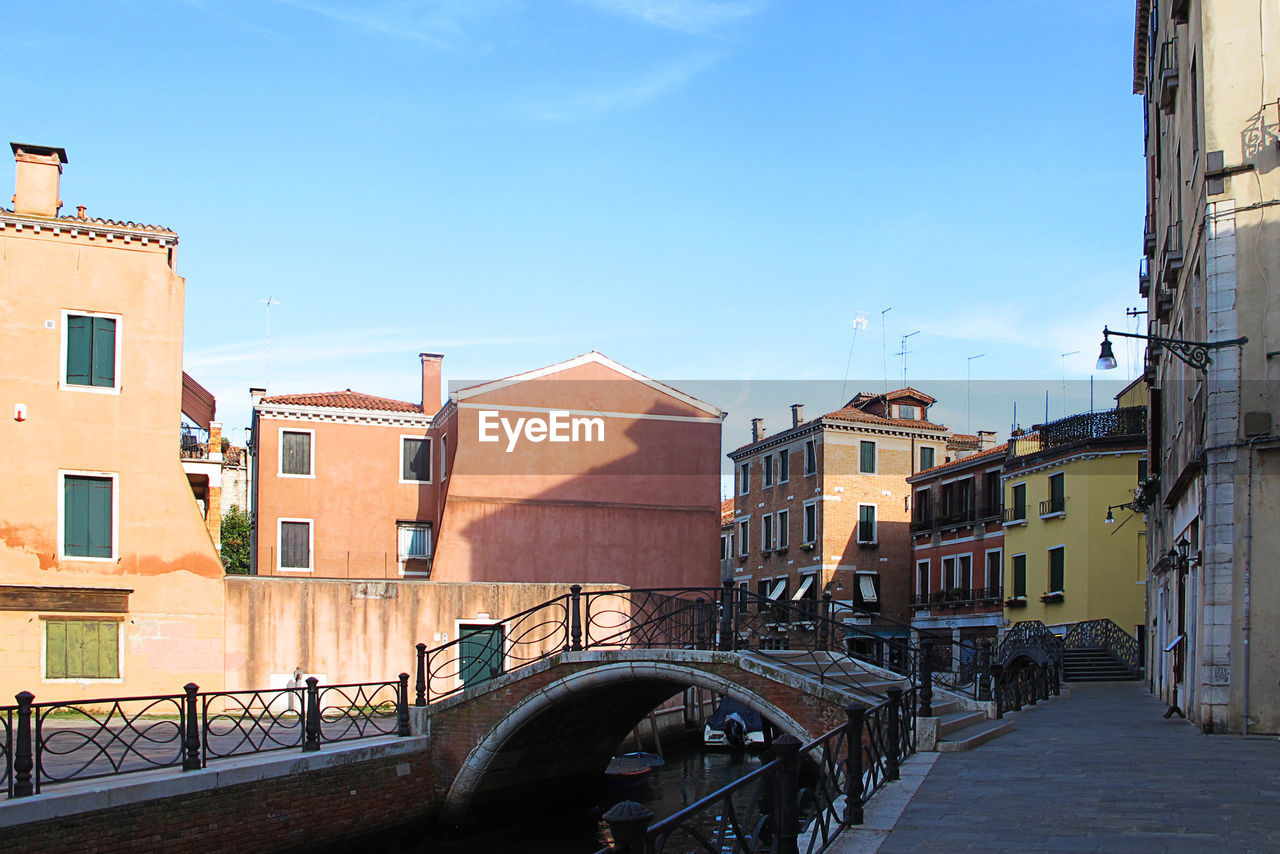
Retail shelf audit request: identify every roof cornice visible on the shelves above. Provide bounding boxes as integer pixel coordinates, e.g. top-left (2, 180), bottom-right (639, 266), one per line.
top-left (255, 403), bottom-right (433, 427)
top-left (0, 210), bottom-right (176, 245)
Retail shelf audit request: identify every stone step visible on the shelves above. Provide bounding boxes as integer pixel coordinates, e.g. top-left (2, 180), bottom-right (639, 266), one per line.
top-left (929, 699), bottom-right (962, 717)
top-left (938, 710), bottom-right (987, 737)
top-left (936, 717), bottom-right (1017, 752)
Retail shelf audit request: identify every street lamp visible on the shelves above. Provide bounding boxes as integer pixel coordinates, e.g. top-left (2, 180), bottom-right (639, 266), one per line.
top-left (1096, 326), bottom-right (1248, 372)
top-left (1104, 502), bottom-right (1136, 524)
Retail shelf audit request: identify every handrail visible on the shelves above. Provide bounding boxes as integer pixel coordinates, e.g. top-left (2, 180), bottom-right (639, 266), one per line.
top-left (996, 620), bottom-right (1064, 668)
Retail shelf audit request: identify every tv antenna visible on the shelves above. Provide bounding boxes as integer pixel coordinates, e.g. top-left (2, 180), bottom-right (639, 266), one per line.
top-left (967, 353), bottom-right (985, 433)
top-left (839, 312), bottom-right (869, 406)
top-left (260, 295), bottom-right (281, 388)
top-left (1060, 350), bottom-right (1079, 417)
top-left (896, 330), bottom-right (920, 385)
top-left (880, 307), bottom-right (892, 396)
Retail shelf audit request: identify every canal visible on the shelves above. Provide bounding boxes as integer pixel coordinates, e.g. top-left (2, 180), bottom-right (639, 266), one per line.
top-left (382, 744), bottom-right (765, 853)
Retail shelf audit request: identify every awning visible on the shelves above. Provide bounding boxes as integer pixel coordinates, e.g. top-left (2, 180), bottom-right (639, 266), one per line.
top-left (767, 579), bottom-right (787, 600)
top-left (791, 574), bottom-right (815, 600)
top-left (857, 574), bottom-right (879, 604)
top-left (182, 372), bottom-right (216, 429)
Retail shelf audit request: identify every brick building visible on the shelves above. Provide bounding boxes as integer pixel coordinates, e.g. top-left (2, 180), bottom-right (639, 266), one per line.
top-left (726, 389), bottom-right (950, 645)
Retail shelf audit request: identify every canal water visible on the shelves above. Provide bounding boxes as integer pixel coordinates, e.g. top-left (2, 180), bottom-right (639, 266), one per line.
top-left (383, 744), bottom-right (765, 853)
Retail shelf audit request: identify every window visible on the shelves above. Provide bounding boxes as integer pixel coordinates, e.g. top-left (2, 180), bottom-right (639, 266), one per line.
top-left (1048, 546), bottom-right (1065, 593)
top-left (1010, 483), bottom-right (1027, 521)
top-left (802, 502), bottom-right (817, 544)
top-left (736, 581), bottom-right (749, 615)
top-left (898, 405), bottom-right (919, 420)
top-left (738, 462), bottom-right (750, 495)
top-left (859, 441), bottom-right (877, 474)
top-left (763, 455), bottom-right (774, 487)
top-left (778, 450), bottom-right (789, 483)
top-left (1012, 554), bottom-right (1027, 597)
top-left (914, 489), bottom-right (931, 523)
top-left (45, 619), bottom-right (119, 680)
top-left (776, 509), bottom-right (789, 549)
top-left (916, 560), bottom-right (930, 597)
top-left (793, 573), bottom-right (819, 616)
top-left (857, 504), bottom-right (876, 543)
top-left (62, 473), bottom-right (114, 559)
top-left (280, 430), bottom-right (314, 477)
top-left (1047, 473), bottom-right (1065, 514)
top-left (762, 515), bottom-right (774, 551)
top-left (855, 573), bottom-right (880, 607)
top-left (401, 437), bottom-right (431, 483)
top-left (720, 534), bottom-right (731, 561)
top-left (441, 435), bottom-right (449, 480)
top-left (1138, 458), bottom-right (1149, 484)
top-left (398, 522), bottom-right (432, 573)
top-left (64, 312), bottom-right (118, 390)
top-left (983, 471), bottom-right (1001, 515)
top-left (804, 440), bottom-right (817, 475)
top-left (957, 554), bottom-right (972, 591)
top-left (985, 550), bottom-right (1002, 590)
top-left (942, 556), bottom-right (956, 590)
top-left (738, 520), bottom-right (750, 556)
top-left (278, 519), bottom-right (312, 571)
top-left (919, 446), bottom-right (935, 471)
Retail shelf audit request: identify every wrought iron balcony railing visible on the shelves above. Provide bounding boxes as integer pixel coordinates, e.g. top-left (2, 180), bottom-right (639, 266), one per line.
top-left (1040, 497), bottom-right (1067, 517)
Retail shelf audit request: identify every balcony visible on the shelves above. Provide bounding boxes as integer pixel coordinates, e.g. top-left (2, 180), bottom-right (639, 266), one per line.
top-left (920, 587), bottom-right (1005, 610)
top-left (1002, 505), bottom-right (1028, 525)
top-left (910, 514), bottom-right (935, 534)
top-left (1008, 407), bottom-right (1147, 462)
top-left (1039, 497), bottom-right (1067, 518)
top-left (976, 502), bottom-right (1003, 522)
top-left (1143, 215), bottom-right (1156, 256)
top-left (1138, 256), bottom-right (1151, 297)
top-left (1161, 221), bottom-right (1183, 284)
top-left (1158, 38), bottom-right (1179, 112)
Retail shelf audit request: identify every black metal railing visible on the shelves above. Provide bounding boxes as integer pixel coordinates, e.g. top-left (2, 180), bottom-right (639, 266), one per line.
top-left (1064, 619), bottom-right (1140, 674)
top-left (594, 686), bottom-right (917, 853)
top-left (1, 675), bottom-right (410, 798)
top-left (996, 621), bottom-right (1064, 671)
top-left (991, 660), bottom-right (1058, 718)
top-left (1039, 496), bottom-right (1067, 516)
top-left (1009, 407), bottom-right (1147, 461)
top-left (1002, 505), bottom-right (1027, 523)
top-left (919, 587), bottom-right (1004, 609)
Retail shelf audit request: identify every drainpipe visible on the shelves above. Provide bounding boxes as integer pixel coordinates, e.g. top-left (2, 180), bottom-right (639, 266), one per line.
top-left (1242, 441), bottom-right (1255, 735)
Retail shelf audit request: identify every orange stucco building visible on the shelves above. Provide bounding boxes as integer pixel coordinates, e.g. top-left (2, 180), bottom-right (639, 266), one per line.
top-left (249, 352), bottom-right (724, 587)
top-left (0, 144), bottom-right (226, 699)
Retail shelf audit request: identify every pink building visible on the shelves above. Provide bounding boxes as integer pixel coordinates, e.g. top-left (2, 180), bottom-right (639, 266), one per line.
top-left (249, 351), bottom-right (724, 588)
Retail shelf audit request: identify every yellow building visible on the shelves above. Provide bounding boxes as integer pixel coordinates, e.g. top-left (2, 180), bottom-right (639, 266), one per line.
top-left (1001, 394), bottom-right (1148, 642)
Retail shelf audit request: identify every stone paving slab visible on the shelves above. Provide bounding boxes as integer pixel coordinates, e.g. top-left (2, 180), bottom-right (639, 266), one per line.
top-left (874, 682), bottom-right (1280, 854)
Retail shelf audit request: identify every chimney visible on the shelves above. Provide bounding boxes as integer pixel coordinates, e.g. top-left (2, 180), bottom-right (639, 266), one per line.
top-left (420, 353), bottom-right (444, 414)
top-left (790, 404), bottom-right (804, 428)
top-left (751, 418), bottom-right (766, 443)
top-left (249, 387), bottom-right (266, 405)
top-left (977, 430), bottom-right (997, 450)
top-left (11, 143), bottom-right (67, 217)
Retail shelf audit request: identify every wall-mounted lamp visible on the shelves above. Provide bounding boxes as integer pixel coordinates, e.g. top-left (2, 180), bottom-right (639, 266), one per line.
top-left (1097, 325), bottom-right (1248, 372)
top-left (1104, 502), bottom-right (1137, 524)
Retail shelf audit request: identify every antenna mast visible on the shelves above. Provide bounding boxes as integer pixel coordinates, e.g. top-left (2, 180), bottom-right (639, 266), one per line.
top-left (259, 295), bottom-right (281, 388)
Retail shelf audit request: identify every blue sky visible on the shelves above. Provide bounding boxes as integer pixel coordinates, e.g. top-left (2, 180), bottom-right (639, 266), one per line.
top-left (5, 1), bottom-right (1148, 449)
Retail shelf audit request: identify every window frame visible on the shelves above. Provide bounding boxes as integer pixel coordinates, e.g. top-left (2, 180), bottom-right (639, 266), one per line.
top-left (1011, 553), bottom-right (1028, 598)
top-left (919, 446), bottom-right (935, 471)
top-left (856, 503), bottom-right (877, 543)
top-left (276, 517), bottom-right (315, 573)
top-left (278, 428), bottom-right (316, 479)
top-left (778, 449), bottom-right (790, 483)
top-left (985, 548), bottom-right (1002, 590)
top-left (60, 309), bottom-right (122, 394)
top-left (776, 509), bottom-right (789, 549)
top-left (802, 500), bottom-right (818, 544)
top-left (804, 440), bottom-right (817, 476)
top-left (43, 616), bottom-right (124, 683)
top-left (761, 514), bottom-right (774, 552)
top-left (440, 434), bottom-right (449, 480)
top-left (1006, 481), bottom-right (1028, 523)
top-left (738, 519), bottom-right (750, 557)
top-left (1047, 545), bottom-right (1066, 594)
top-left (915, 559), bottom-right (930, 597)
top-left (397, 521), bottom-right (433, 577)
top-left (859, 440), bottom-right (877, 474)
top-left (58, 470), bottom-right (118, 562)
top-left (738, 462), bottom-right (750, 495)
top-left (400, 434), bottom-right (433, 484)
top-left (763, 454), bottom-right (774, 487)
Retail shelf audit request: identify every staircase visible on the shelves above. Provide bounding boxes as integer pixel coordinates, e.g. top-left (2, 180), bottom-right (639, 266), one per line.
top-left (1062, 647), bottom-right (1140, 682)
top-left (932, 696), bottom-right (1016, 752)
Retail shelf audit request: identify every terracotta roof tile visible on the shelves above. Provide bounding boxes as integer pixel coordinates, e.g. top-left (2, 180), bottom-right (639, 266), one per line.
top-left (721, 499), bottom-right (735, 524)
top-left (260, 390), bottom-right (424, 413)
top-left (909, 443), bottom-right (1009, 480)
top-left (0, 206), bottom-right (175, 234)
top-left (822, 407), bottom-right (949, 432)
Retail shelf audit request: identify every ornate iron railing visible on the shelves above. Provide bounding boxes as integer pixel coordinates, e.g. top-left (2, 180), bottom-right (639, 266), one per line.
top-left (594, 687), bottom-right (917, 853)
top-left (996, 620), bottom-right (1064, 669)
top-left (1, 676), bottom-right (411, 798)
top-left (991, 660), bottom-right (1058, 718)
top-left (1064, 619), bottom-right (1140, 674)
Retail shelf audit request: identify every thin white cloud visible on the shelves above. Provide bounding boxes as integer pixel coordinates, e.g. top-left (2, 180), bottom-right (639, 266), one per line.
top-left (523, 52), bottom-right (721, 120)
top-left (576, 0), bottom-right (766, 34)
top-left (273, 0), bottom-right (513, 50)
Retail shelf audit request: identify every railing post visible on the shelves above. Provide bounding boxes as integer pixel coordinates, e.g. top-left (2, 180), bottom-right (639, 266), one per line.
top-left (303, 677), bottom-right (321, 752)
top-left (1027, 666), bottom-right (1039, 706)
top-left (819, 591), bottom-right (832, 649)
top-left (771, 734), bottom-right (802, 854)
top-left (718, 579), bottom-right (734, 652)
top-left (695, 597), bottom-right (707, 650)
top-left (991, 663), bottom-right (1005, 718)
top-left (918, 640), bottom-right (933, 717)
top-left (569, 584), bottom-right (583, 651)
top-left (182, 683), bottom-right (201, 771)
top-left (601, 800), bottom-right (654, 852)
top-left (414, 643), bottom-right (427, 706)
top-left (885, 686), bottom-right (902, 782)
top-left (977, 642), bottom-right (992, 702)
top-left (13, 691), bottom-right (34, 797)
top-left (843, 702), bottom-right (865, 826)
top-left (397, 673), bottom-right (411, 737)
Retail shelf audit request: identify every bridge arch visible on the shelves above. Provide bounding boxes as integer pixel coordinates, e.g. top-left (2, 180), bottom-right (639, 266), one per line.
top-left (437, 654), bottom-right (844, 825)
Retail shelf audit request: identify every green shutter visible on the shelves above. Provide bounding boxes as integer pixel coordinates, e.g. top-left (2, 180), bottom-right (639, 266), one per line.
top-left (66, 621), bottom-right (86, 678)
top-left (860, 441), bottom-right (876, 473)
top-left (82, 621), bottom-right (100, 678)
top-left (86, 478), bottom-right (112, 557)
top-left (66, 315), bottom-right (92, 385)
top-left (99, 622), bottom-right (119, 678)
top-left (1050, 548), bottom-right (1065, 592)
top-left (47, 621), bottom-right (68, 678)
top-left (1013, 555), bottom-right (1027, 597)
top-left (91, 317), bottom-right (116, 387)
top-left (65, 476), bottom-right (112, 558)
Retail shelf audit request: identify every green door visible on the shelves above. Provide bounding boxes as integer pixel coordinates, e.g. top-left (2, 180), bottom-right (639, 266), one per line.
top-left (459, 624), bottom-right (504, 688)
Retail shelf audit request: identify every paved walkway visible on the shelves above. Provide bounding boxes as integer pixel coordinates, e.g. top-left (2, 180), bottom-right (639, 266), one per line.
top-left (840, 681), bottom-right (1280, 853)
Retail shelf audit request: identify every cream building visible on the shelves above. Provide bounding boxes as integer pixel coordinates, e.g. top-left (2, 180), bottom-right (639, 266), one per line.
top-left (1132, 0), bottom-right (1280, 733)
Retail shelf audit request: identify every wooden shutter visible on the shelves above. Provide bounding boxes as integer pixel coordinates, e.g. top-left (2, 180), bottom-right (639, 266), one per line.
top-left (47, 620), bottom-right (68, 678)
top-left (402, 438), bottom-right (430, 481)
top-left (282, 432), bottom-right (311, 475)
top-left (64, 476), bottom-right (112, 558)
top-left (91, 317), bottom-right (116, 387)
top-left (1013, 555), bottom-right (1027, 597)
top-left (66, 315), bottom-right (92, 385)
top-left (280, 521), bottom-right (310, 568)
top-left (1049, 548), bottom-right (1065, 592)
top-left (860, 441), bottom-right (876, 473)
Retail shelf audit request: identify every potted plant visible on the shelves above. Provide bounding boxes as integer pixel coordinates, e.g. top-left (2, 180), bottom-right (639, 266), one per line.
top-left (1040, 591), bottom-right (1065, 604)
